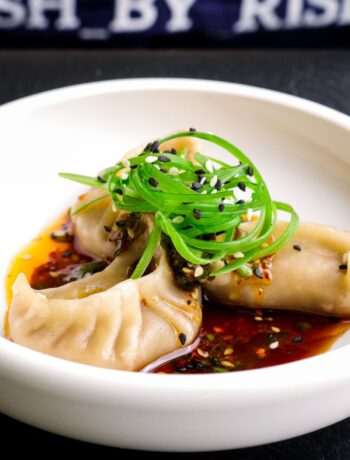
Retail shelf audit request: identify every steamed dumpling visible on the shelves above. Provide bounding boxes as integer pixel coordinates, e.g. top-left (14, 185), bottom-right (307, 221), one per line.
top-left (9, 255), bottom-right (202, 371)
top-left (72, 188), bottom-right (152, 261)
top-left (204, 222), bottom-right (350, 317)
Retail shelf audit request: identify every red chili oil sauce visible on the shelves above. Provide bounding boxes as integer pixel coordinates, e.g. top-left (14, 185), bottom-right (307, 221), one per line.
top-left (6, 215), bottom-right (350, 371)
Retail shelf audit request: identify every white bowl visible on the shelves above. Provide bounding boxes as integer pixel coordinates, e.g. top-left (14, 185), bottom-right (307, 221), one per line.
top-left (1, 78), bottom-right (350, 452)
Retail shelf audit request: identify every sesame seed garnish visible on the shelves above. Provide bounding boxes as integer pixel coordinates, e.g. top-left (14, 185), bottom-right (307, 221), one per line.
top-left (224, 348), bottom-right (234, 355)
top-left (197, 348), bottom-right (209, 358)
top-left (62, 251), bottom-right (72, 258)
top-left (192, 182), bottom-right (203, 190)
top-left (236, 199), bottom-right (245, 205)
top-left (221, 360), bottom-right (235, 368)
top-left (247, 166), bottom-right (254, 176)
top-left (210, 176), bottom-right (218, 187)
top-left (150, 140), bottom-right (160, 152)
top-left (120, 172), bottom-right (129, 180)
top-left (116, 220), bottom-right (126, 227)
top-left (172, 216), bottom-right (185, 224)
top-left (97, 175), bottom-right (107, 183)
top-left (218, 203), bottom-right (225, 212)
top-left (253, 267), bottom-right (263, 279)
top-left (104, 225), bottom-right (112, 233)
top-left (148, 177), bottom-right (158, 187)
top-left (201, 190), bottom-right (208, 194)
top-left (254, 316), bottom-right (263, 321)
top-left (193, 209), bottom-right (201, 220)
top-left (233, 252), bottom-right (244, 258)
top-left (194, 266), bottom-right (204, 277)
top-left (145, 156), bottom-right (158, 164)
top-left (206, 160), bottom-right (214, 173)
top-left (215, 179), bottom-right (222, 191)
top-left (171, 148), bottom-right (177, 154)
top-left (158, 155), bottom-right (170, 163)
top-left (269, 341), bottom-right (279, 349)
top-left (179, 333), bottom-right (187, 345)
top-left (160, 167), bottom-right (167, 173)
top-left (238, 182), bottom-right (246, 192)
top-left (130, 164), bottom-right (138, 169)
top-left (339, 264), bottom-right (348, 270)
top-left (169, 167), bottom-right (180, 175)
top-left (189, 127), bottom-right (197, 132)
top-left (122, 159), bottom-right (130, 168)
top-left (293, 336), bottom-right (303, 343)
top-left (195, 169), bottom-right (206, 175)
top-left (114, 188), bottom-right (123, 195)
top-left (293, 244), bottom-right (302, 251)
top-left (271, 326), bottom-right (280, 333)
top-left (144, 142), bottom-right (152, 151)
top-left (200, 176), bottom-right (206, 185)
top-left (21, 254), bottom-right (32, 260)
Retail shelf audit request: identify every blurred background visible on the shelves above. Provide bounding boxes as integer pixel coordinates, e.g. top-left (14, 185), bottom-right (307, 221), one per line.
top-left (0, 0), bottom-right (349, 48)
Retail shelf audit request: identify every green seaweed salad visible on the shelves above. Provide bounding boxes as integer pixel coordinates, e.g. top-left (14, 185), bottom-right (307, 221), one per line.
top-left (59, 131), bottom-right (298, 281)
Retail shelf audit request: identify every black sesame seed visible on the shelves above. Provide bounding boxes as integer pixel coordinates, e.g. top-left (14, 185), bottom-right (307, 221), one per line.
top-left (144, 142), bottom-right (152, 152)
top-left (171, 148), bottom-right (177, 155)
top-left (195, 169), bottom-right (206, 175)
top-left (197, 174), bottom-right (204, 182)
top-left (116, 220), bottom-right (126, 228)
top-left (114, 188), bottom-right (123, 195)
top-left (130, 212), bottom-right (140, 218)
top-left (247, 166), bottom-right (254, 177)
top-left (293, 336), bottom-right (303, 343)
top-left (193, 209), bottom-right (201, 220)
top-left (130, 164), bottom-right (138, 169)
top-left (104, 225), bottom-right (112, 233)
top-left (182, 225), bottom-right (192, 230)
top-left (328, 316), bottom-right (340, 323)
top-left (218, 203), bottom-right (225, 212)
top-left (160, 167), bottom-right (167, 173)
top-left (192, 182), bottom-right (203, 191)
top-left (97, 175), bottom-right (107, 183)
top-left (62, 251), bottom-right (72, 258)
top-left (254, 267), bottom-right (263, 279)
top-left (194, 361), bottom-right (208, 370)
top-left (236, 199), bottom-right (245, 205)
top-left (158, 155), bottom-right (171, 163)
top-left (148, 177), bottom-right (158, 187)
top-left (339, 264), bottom-right (348, 270)
top-left (215, 179), bottom-right (222, 191)
top-left (293, 244), bottom-right (302, 252)
top-left (179, 333), bottom-right (187, 345)
top-left (238, 182), bottom-right (246, 192)
top-left (189, 127), bottom-right (197, 132)
top-left (150, 140), bottom-right (160, 152)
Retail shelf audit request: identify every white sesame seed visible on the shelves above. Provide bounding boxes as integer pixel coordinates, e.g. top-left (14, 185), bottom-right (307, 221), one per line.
top-left (169, 167), bottom-right (180, 175)
top-left (271, 326), bottom-right (280, 333)
top-left (145, 156), bottom-right (158, 164)
top-left (233, 252), bottom-right (244, 258)
top-left (200, 176), bottom-right (206, 185)
top-left (210, 175), bottom-right (218, 187)
top-left (154, 164), bottom-right (160, 170)
top-left (223, 197), bottom-right (235, 204)
top-left (254, 316), bottom-right (263, 321)
top-left (21, 254), bottom-right (32, 260)
top-left (122, 159), bottom-right (130, 168)
top-left (205, 160), bottom-right (214, 173)
top-left (212, 189), bottom-right (218, 194)
top-left (201, 190), bottom-right (208, 194)
top-left (172, 216), bottom-right (184, 224)
top-left (247, 208), bottom-right (253, 221)
top-left (194, 266), bottom-right (204, 277)
top-left (343, 252), bottom-right (349, 264)
top-left (120, 172), bottom-right (129, 180)
top-left (269, 341), bottom-right (279, 349)
top-left (212, 162), bottom-right (222, 171)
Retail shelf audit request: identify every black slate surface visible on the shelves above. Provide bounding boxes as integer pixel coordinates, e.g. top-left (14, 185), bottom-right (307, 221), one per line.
top-left (1, 50), bottom-right (350, 459)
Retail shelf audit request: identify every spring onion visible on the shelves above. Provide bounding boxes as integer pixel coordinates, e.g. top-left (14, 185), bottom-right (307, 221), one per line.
top-left (59, 131), bottom-right (298, 279)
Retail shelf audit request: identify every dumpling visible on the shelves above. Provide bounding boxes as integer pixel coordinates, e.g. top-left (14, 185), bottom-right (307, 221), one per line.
top-left (204, 221), bottom-right (350, 317)
top-left (9, 255), bottom-right (202, 371)
top-left (72, 188), bottom-right (152, 262)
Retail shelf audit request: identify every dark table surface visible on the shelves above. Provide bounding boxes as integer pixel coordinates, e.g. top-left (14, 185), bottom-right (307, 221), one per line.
top-left (1, 49), bottom-right (350, 459)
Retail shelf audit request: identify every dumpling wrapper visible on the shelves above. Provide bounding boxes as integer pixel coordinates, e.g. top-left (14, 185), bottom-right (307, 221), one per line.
top-left (204, 222), bottom-right (350, 317)
top-left (9, 255), bottom-right (201, 371)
